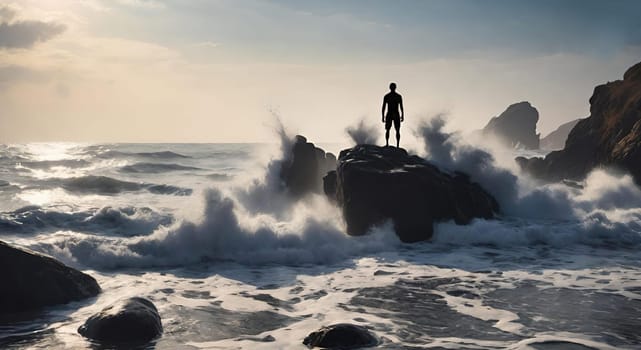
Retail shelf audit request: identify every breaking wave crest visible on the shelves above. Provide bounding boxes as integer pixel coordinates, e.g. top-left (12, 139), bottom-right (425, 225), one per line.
top-left (0, 205), bottom-right (173, 236)
top-left (31, 189), bottom-right (401, 269)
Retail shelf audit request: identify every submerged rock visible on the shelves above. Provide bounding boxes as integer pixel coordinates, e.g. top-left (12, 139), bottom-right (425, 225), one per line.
top-left (78, 297), bottom-right (162, 345)
top-left (281, 135), bottom-right (336, 196)
top-left (324, 145), bottom-right (499, 243)
top-left (482, 101), bottom-right (540, 149)
top-left (0, 240), bottom-right (100, 315)
top-left (303, 323), bottom-right (378, 349)
top-left (517, 61), bottom-right (641, 184)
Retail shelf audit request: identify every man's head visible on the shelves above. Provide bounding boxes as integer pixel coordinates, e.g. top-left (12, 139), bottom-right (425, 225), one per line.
top-left (389, 82), bottom-right (397, 91)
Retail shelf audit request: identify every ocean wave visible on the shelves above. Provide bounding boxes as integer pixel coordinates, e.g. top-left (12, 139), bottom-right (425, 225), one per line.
top-left (16, 125), bottom-right (641, 270)
top-left (29, 187), bottom-right (400, 269)
top-left (434, 213), bottom-right (641, 249)
top-left (206, 173), bottom-right (233, 181)
top-left (135, 151), bottom-right (191, 159)
top-left (18, 129), bottom-right (398, 268)
top-left (0, 155), bottom-right (29, 163)
top-left (208, 150), bottom-right (250, 159)
top-left (18, 159), bottom-right (92, 170)
top-left (0, 205), bottom-right (173, 236)
top-left (93, 150), bottom-right (191, 159)
top-left (119, 162), bottom-right (203, 174)
top-left (61, 176), bottom-right (141, 194)
top-left (26, 168), bottom-right (641, 270)
top-left (146, 184), bottom-right (193, 196)
top-left (59, 175), bottom-right (192, 196)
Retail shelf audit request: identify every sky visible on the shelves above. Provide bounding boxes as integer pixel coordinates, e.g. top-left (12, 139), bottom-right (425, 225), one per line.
top-left (1, 0), bottom-right (640, 143)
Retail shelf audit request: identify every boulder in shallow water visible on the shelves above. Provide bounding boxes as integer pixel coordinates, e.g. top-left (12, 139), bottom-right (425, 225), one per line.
top-left (324, 145), bottom-right (499, 243)
top-left (0, 240), bottom-right (100, 315)
top-left (303, 323), bottom-right (378, 349)
top-left (78, 297), bottom-right (162, 345)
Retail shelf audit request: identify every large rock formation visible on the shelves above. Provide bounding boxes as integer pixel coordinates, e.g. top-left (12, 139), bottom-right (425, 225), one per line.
top-left (78, 297), bottom-right (162, 345)
top-left (517, 61), bottom-right (641, 184)
top-left (303, 323), bottom-right (378, 349)
top-left (323, 145), bottom-right (499, 243)
top-left (0, 240), bottom-right (100, 314)
top-left (540, 118), bottom-right (582, 150)
top-left (280, 135), bottom-right (336, 197)
top-left (483, 101), bottom-right (540, 149)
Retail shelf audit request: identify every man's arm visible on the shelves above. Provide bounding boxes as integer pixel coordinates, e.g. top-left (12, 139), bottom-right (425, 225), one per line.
top-left (400, 96), bottom-right (404, 122)
top-left (381, 98), bottom-right (386, 123)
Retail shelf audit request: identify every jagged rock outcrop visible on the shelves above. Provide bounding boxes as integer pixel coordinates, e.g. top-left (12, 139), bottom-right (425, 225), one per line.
top-left (323, 145), bottom-right (499, 243)
top-left (540, 118), bottom-right (582, 150)
top-left (0, 240), bottom-right (100, 315)
top-left (517, 61), bottom-right (641, 184)
top-left (483, 101), bottom-right (540, 149)
top-left (303, 323), bottom-right (378, 349)
top-left (78, 297), bottom-right (162, 345)
top-left (280, 135), bottom-right (336, 197)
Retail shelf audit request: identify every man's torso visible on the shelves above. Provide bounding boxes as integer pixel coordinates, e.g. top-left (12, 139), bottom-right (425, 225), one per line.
top-left (384, 92), bottom-right (402, 117)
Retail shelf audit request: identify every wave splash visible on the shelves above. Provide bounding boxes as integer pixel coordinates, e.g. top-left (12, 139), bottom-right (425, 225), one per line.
top-left (21, 119), bottom-right (641, 269)
top-left (418, 115), bottom-right (641, 248)
top-left (32, 187), bottom-right (400, 269)
top-left (29, 125), bottom-right (400, 269)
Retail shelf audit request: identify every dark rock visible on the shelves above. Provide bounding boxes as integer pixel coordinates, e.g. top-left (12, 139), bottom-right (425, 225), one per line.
top-left (78, 297), bottom-right (162, 345)
top-left (0, 240), bottom-right (100, 315)
top-left (483, 101), bottom-right (540, 149)
top-left (281, 135), bottom-right (337, 196)
top-left (517, 61), bottom-right (641, 184)
top-left (540, 118), bottom-right (583, 151)
top-left (323, 170), bottom-right (338, 202)
top-left (324, 145), bottom-right (499, 243)
top-left (303, 323), bottom-right (378, 349)
top-left (261, 335), bottom-right (276, 342)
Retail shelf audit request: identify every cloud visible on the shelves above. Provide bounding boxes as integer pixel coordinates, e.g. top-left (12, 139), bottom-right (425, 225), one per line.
top-left (0, 6), bottom-right (15, 22)
top-left (0, 6), bottom-right (66, 49)
top-left (193, 41), bottom-right (221, 49)
top-left (0, 65), bottom-right (46, 86)
top-left (114, 0), bottom-right (166, 9)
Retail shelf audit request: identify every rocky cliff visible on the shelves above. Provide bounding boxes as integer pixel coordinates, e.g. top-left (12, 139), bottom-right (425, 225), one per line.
top-left (483, 101), bottom-right (540, 149)
top-left (517, 61), bottom-right (641, 184)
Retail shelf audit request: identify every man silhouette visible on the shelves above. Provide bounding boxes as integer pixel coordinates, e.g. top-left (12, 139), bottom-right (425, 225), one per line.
top-left (382, 82), bottom-right (404, 147)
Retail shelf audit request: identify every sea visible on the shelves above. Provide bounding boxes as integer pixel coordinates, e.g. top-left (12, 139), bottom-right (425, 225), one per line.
top-left (0, 140), bottom-right (640, 349)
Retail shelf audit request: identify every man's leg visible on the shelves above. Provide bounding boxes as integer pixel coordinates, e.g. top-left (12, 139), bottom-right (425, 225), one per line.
top-left (385, 118), bottom-right (391, 147)
top-left (395, 119), bottom-right (401, 148)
